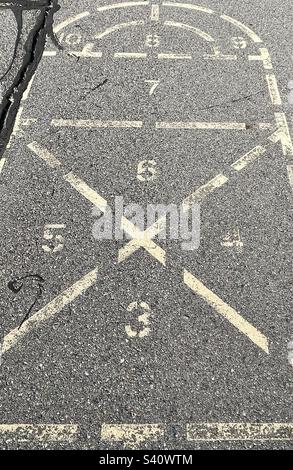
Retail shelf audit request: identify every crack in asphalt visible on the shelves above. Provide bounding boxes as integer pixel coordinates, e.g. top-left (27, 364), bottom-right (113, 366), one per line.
top-left (0, 0), bottom-right (61, 158)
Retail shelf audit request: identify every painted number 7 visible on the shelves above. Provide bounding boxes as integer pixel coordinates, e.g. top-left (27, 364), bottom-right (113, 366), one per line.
top-left (145, 79), bottom-right (160, 96)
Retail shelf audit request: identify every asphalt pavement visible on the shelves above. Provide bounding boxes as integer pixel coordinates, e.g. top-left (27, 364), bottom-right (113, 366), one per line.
top-left (0, 0), bottom-right (292, 450)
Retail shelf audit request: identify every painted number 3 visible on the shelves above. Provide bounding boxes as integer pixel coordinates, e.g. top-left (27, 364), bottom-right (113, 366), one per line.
top-left (125, 301), bottom-right (152, 338)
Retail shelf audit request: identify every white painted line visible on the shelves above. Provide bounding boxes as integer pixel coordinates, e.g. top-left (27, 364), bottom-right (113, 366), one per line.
top-left (0, 158), bottom-right (6, 175)
top-left (156, 121), bottom-right (247, 130)
top-left (97, 1), bottom-right (149, 12)
top-left (221, 15), bottom-right (263, 43)
top-left (28, 141), bottom-right (62, 169)
top-left (51, 119), bottom-right (143, 129)
top-left (64, 173), bottom-right (166, 266)
top-left (2, 267), bottom-right (99, 355)
top-left (22, 73), bottom-right (36, 101)
top-left (64, 172), bottom-right (108, 212)
top-left (183, 270), bottom-right (269, 353)
top-left (266, 75), bottom-right (282, 105)
top-left (231, 145), bottom-right (267, 171)
top-left (7, 106), bottom-right (24, 149)
top-left (101, 424), bottom-right (164, 449)
top-left (69, 43), bottom-right (102, 58)
top-left (162, 1), bottom-right (214, 14)
top-left (120, 174), bottom-right (227, 262)
top-left (269, 113), bottom-right (293, 156)
top-left (54, 12), bottom-right (90, 33)
top-left (158, 53), bottom-right (192, 60)
top-left (164, 20), bottom-right (215, 42)
top-left (95, 20), bottom-right (144, 39)
top-left (43, 51), bottom-right (57, 56)
top-left (151, 4), bottom-right (160, 21)
top-left (114, 52), bottom-right (147, 59)
top-left (187, 423), bottom-right (293, 441)
top-left (0, 424), bottom-right (78, 443)
top-left (287, 165), bottom-right (293, 190)
top-left (248, 48), bottom-right (272, 69)
top-left (182, 174), bottom-right (228, 211)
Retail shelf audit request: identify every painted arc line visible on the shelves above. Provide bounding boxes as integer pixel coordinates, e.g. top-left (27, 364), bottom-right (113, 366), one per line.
top-left (183, 270), bottom-right (269, 354)
top-left (51, 119), bottom-right (143, 129)
top-left (162, 1), bottom-right (214, 14)
top-left (231, 145), bottom-right (267, 172)
top-left (164, 20), bottom-right (215, 42)
top-left (101, 424), bottom-right (165, 448)
top-left (0, 425), bottom-right (78, 442)
top-left (156, 122), bottom-right (247, 130)
top-left (266, 75), bottom-right (282, 105)
top-left (97, 1), bottom-right (149, 12)
top-left (220, 14), bottom-right (263, 43)
top-left (54, 11), bottom-right (90, 33)
top-left (187, 423), bottom-right (293, 441)
top-left (95, 20), bottom-right (144, 39)
top-left (2, 267), bottom-right (99, 355)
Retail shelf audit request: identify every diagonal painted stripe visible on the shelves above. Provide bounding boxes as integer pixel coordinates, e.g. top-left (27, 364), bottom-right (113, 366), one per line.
top-left (0, 158), bottom-right (6, 175)
top-left (183, 270), bottom-right (269, 353)
top-left (231, 145), bottom-right (267, 171)
top-left (28, 141), bottom-right (62, 168)
top-left (2, 267), bottom-right (99, 355)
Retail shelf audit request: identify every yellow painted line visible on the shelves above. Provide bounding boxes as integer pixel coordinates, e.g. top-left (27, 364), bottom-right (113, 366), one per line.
top-left (51, 119), bottom-right (143, 129)
top-left (162, 1), bottom-right (214, 14)
top-left (7, 106), bottom-right (24, 148)
top-left (2, 267), bottom-right (99, 355)
top-left (22, 74), bottom-right (36, 101)
top-left (269, 113), bottom-right (293, 156)
top-left (164, 20), bottom-right (215, 42)
top-left (0, 424), bottom-right (78, 443)
top-left (187, 423), bottom-right (293, 441)
top-left (248, 48), bottom-right (272, 69)
top-left (156, 121), bottom-right (247, 130)
top-left (266, 75), bottom-right (282, 105)
top-left (231, 145), bottom-right (267, 172)
top-left (43, 51), bottom-right (57, 56)
top-left (114, 52), bottom-right (147, 59)
top-left (64, 172), bottom-right (108, 212)
top-left (69, 43), bottom-right (102, 58)
top-left (95, 20), bottom-right (144, 39)
top-left (287, 165), bottom-right (293, 190)
top-left (97, 1), bottom-right (149, 12)
top-left (28, 141), bottom-right (62, 169)
top-left (101, 424), bottom-right (164, 449)
top-left (120, 174), bottom-right (227, 262)
top-left (151, 4), bottom-right (160, 21)
top-left (221, 15), bottom-right (262, 43)
top-left (64, 173), bottom-right (166, 266)
top-left (182, 174), bottom-right (228, 211)
top-left (0, 158), bottom-right (6, 175)
top-left (158, 53), bottom-right (192, 60)
top-left (54, 11), bottom-right (90, 33)
top-left (183, 270), bottom-right (269, 353)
